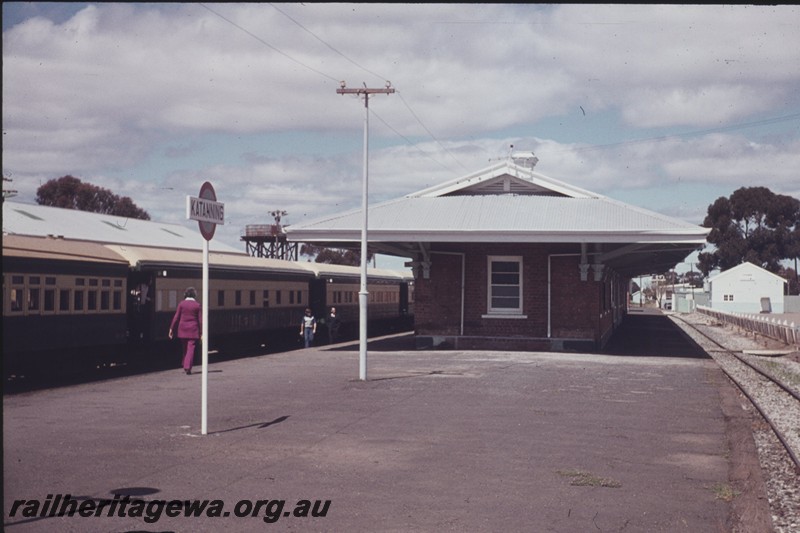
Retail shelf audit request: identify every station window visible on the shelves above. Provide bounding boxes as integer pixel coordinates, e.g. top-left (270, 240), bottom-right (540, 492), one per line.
top-left (297, 291), bottom-right (302, 305)
top-left (262, 290), bottom-right (270, 308)
top-left (235, 290), bottom-right (242, 306)
top-left (276, 290), bottom-right (282, 305)
top-left (289, 291), bottom-right (295, 305)
top-left (487, 256), bottom-right (523, 315)
top-left (217, 290), bottom-right (225, 307)
top-left (250, 290), bottom-right (256, 306)
top-left (100, 290), bottom-right (110, 311)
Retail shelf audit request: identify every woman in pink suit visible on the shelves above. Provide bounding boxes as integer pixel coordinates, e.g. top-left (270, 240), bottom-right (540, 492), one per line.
top-left (169, 287), bottom-right (202, 375)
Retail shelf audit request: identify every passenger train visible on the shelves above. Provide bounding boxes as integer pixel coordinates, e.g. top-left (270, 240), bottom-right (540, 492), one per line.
top-left (2, 234), bottom-right (414, 378)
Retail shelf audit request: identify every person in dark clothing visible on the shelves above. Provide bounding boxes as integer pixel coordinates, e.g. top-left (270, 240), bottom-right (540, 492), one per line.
top-left (327, 307), bottom-right (341, 344)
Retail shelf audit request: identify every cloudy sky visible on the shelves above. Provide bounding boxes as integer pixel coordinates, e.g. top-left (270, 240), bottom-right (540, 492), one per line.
top-left (3, 3), bottom-right (800, 270)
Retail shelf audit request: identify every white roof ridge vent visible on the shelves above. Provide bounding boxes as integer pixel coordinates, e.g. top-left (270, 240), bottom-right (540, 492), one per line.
top-left (510, 150), bottom-right (539, 169)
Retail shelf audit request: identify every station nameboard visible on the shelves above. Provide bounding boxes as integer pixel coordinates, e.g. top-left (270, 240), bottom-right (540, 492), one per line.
top-left (187, 181), bottom-right (224, 241)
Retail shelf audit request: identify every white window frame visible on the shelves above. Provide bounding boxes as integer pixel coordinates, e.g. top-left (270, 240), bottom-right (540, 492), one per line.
top-left (484, 255), bottom-right (526, 318)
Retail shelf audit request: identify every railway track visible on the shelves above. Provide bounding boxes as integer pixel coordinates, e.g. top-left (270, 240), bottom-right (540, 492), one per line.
top-left (672, 313), bottom-right (800, 470)
top-left (671, 312), bottom-right (800, 533)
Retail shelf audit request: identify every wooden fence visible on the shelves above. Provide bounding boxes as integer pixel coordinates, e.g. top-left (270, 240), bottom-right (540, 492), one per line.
top-left (696, 305), bottom-right (800, 347)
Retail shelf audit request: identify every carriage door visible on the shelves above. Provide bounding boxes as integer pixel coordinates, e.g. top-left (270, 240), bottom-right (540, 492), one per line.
top-left (128, 271), bottom-right (156, 343)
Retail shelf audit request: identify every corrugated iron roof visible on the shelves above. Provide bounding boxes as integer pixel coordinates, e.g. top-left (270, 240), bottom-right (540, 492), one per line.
top-left (288, 195), bottom-right (707, 243)
top-left (2, 201), bottom-right (241, 253)
top-left (287, 162), bottom-right (708, 245)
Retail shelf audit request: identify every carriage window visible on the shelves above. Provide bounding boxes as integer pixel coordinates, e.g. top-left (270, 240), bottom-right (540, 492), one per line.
top-left (28, 288), bottom-right (41, 312)
top-left (60, 289), bottom-right (71, 311)
top-left (169, 290), bottom-right (178, 309)
top-left (87, 290), bottom-right (98, 311)
top-left (10, 288), bottom-right (24, 312)
top-left (74, 291), bottom-right (85, 311)
top-left (44, 289), bottom-right (56, 311)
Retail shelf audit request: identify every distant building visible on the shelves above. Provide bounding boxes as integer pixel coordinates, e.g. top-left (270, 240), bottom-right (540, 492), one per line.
top-left (672, 283), bottom-right (709, 313)
top-left (287, 159), bottom-right (709, 351)
top-left (707, 262), bottom-right (787, 314)
top-left (630, 290), bottom-right (646, 306)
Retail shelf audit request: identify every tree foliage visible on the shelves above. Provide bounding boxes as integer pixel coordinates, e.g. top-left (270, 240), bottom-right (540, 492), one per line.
top-left (36, 175), bottom-right (150, 220)
top-left (300, 244), bottom-right (374, 267)
top-left (698, 186), bottom-right (800, 276)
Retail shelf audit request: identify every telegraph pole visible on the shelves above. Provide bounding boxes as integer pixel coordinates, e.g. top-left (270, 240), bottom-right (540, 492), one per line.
top-left (337, 82), bottom-right (394, 381)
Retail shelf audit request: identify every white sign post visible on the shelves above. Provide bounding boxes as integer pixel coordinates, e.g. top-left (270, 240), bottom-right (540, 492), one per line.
top-left (186, 182), bottom-right (224, 435)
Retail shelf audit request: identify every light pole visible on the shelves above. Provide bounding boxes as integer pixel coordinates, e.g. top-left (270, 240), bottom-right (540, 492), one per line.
top-left (337, 82), bottom-right (394, 381)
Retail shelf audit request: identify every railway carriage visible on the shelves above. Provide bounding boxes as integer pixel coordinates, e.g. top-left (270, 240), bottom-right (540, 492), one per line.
top-left (3, 235), bottom-right (131, 375)
top-left (108, 244), bottom-right (319, 354)
top-left (307, 263), bottom-right (414, 339)
top-left (3, 234), bottom-right (414, 379)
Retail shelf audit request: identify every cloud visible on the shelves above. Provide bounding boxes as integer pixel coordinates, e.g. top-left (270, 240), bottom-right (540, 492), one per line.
top-left (3, 3), bottom-right (799, 253)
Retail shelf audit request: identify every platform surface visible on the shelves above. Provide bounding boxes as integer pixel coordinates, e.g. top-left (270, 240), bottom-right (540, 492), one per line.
top-left (4, 334), bottom-right (749, 532)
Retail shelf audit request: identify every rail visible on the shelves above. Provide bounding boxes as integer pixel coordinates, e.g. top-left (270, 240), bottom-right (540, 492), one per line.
top-left (672, 314), bottom-right (800, 473)
top-left (696, 305), bottom-right (800, 347)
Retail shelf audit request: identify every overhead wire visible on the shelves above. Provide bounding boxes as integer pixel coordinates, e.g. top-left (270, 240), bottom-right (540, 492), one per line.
top-left (539, 113), bottom-right (800, 156)
top-left (200, 4), bottom-right (799, 167)
top-left (202, 3), bottom-right (466, 176)
top-left (199, 3), bottom-right (340, 84)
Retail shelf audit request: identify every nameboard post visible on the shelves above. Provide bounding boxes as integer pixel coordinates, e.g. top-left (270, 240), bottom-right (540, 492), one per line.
top-left (187, 181), bottom-right (224, 435)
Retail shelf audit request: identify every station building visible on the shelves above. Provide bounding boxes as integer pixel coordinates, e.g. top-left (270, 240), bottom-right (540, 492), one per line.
top-left (286, 158), bottom-right (710, 351)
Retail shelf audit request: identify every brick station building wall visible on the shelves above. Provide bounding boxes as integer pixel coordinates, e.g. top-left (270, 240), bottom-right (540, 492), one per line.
top-left (414, 243), bottom-right (624, 350)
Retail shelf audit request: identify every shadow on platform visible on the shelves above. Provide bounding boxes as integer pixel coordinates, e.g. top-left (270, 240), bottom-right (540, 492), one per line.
top-left (602, 312), bottom-right (708, 358)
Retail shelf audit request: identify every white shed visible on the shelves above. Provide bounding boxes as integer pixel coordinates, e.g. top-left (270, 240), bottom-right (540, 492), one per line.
top-left (707, 262), bottom-right (787, 313)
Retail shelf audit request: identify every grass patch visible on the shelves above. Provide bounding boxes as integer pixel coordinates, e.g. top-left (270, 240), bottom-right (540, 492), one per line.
top-left (711, 482), bottom-right (739, 502)
top-left (557, 469), bottom-right (622, 488)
